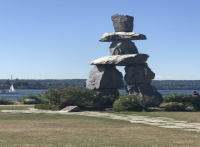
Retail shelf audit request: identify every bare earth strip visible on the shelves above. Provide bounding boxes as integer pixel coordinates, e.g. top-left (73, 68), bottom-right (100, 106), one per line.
top-left (2, 108), bottom-right (200, 133)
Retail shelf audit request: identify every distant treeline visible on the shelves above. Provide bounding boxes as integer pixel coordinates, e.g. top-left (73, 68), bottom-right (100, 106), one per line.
top-left (0, 79), bottom-right (86, 89)
top-left (151, 80), bottom-right (200, 90)
top-left (0, 79), bottom-right (200, 90)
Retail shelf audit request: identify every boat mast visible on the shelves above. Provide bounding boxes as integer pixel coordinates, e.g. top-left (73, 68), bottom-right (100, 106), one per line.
top-left (10, 75), bottom-right (13, 85)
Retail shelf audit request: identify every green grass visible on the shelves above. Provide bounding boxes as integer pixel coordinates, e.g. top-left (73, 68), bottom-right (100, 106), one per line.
top-left (0, 106), bottom-right (34, 111)
top-left (0, 113), bottom-right (129, 123)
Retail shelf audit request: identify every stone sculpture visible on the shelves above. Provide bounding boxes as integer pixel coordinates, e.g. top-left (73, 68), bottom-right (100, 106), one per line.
top-left (86, 14), bottom-right (163, 103)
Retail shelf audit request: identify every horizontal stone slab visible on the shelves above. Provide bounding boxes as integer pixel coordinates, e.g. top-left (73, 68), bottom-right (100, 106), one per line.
top-left (100, 32), bottom-right (147, 42)
top-left (90, 54), bottom-right (149, 66)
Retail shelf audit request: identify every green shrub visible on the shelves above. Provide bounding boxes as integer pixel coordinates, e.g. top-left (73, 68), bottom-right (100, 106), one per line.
top-left (35, 104), bottom-right (58, 110)
top-left (113, 94), bottom-right (161, 112)
top-left (164, 94), bottom-right (200, 111)
top-left (184, 103), bottom-right (197, 112)
top-left (141, 95), bottom-right (161, 108)
top-left (92, 92), bottom-right (118, 108)
top-left (17, 94), bottom-right (42, 103)
top-left (42, 87), bottom-right (91, 109)
top-left (41, 87), bottom-right (116, 110)
top-left (0, 98), bottom-right (14, 105)
top-left (164, 102), bottom-right (185, 111)
top-left (164, 93), bottom-right (186, 103)
top-left (113, 95), bottom-right (144, 112)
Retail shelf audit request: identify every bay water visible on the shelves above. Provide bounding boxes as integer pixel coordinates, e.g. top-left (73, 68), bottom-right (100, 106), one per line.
top-left (1, 89), bottom-right (200, 101)
top-left (0, 89), bottom-right (46, 101)
top-left (120, 89), bottom-right (200, 95)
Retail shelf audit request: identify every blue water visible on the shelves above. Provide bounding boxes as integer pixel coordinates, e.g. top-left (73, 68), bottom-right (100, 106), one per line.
top-left (1, 89), bottom-right (200, 100)
top-left (119, 89), bottom-right (200, 95)
top-left (158, 90), bottom-right (200, 95)
top-left (0, 89), bottom-right (46, 100)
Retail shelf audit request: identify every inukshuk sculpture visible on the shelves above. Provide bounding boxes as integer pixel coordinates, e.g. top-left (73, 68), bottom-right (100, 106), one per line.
top-left (86, 14), bottom-right (163, 103)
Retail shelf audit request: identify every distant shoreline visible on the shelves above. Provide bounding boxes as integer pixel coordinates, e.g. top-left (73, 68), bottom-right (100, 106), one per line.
top-left (0, 79), bottom-right (200, 90)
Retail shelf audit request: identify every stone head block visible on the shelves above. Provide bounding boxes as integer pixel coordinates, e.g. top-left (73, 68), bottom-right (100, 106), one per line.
top-left (111, 14), bottom-right (134, 32)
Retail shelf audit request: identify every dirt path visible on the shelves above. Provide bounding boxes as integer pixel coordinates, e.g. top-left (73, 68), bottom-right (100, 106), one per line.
top-left (1, 108), bottom-right (200, 133)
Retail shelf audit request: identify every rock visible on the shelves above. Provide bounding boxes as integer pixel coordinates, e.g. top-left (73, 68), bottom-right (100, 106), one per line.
top-left (125, 85), bottom-right (139, 95)
top-left (147, 107), bottom-right (164, 111)
top-left (137, 84), bottom-right (158, 96)
top-left (124, 64), bottom-right (155, 84)
top-left (90, 54), bottom-right (149, 66)
top-left (109, 40), bottom-right (138, 55)
top-left (59, 106), bottom-right (80, 112)
top-left (125, 84), bottom-right (163, 103)
top-left (24, 99), bottom-right (41, 104)
top-left (111, 14), bottom-right (134, 32)
top-left (100, 32), bottom-right (147, 42)
top-left (137, 84), bottom-right (163, 103)
top-left (86, 65), bottom-right (124, 90)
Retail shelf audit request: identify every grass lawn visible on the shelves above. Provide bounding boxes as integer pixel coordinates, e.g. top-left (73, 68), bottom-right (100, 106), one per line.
top-left (0, 113), bottom-right (200, 147)
top-left (0, 105), bottom-right (34, 111)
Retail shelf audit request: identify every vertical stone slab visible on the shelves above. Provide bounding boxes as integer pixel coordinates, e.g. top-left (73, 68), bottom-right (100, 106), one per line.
top-left (124, 64), bottom-right (155, 85)
top-left (86, 65), bottom-right (124, 90)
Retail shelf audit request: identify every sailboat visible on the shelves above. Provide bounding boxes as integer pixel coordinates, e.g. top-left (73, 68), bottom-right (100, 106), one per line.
top-left (0, 75), bottom-right (18, 94)
top-left (0, 84), bottom-right (18, 94)
top-left (8, 84), bottom-right (17, 93)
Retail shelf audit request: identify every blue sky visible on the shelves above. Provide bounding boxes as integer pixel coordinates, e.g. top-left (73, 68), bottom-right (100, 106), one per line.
top-left (0, 0), bottom-right (200, 80)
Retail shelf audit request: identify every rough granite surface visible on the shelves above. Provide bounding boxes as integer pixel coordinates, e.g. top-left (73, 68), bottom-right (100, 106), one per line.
top-left (111, 14), bottom-right (134, 32)
top-left (125, 84), bottom-right (163, 103)
top-left (124, 64), bottom-right (155, 84)
top-left (86, 65), bottom-right (124, 90)
top-left (109, 40), bottom-right (138, 55)
top-left (90, 54), bottom-right (149, 66)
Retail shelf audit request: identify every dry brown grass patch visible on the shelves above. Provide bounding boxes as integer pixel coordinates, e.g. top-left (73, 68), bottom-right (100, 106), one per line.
top-left (0, 114), bottom-right (200, 147)
top-left (132, 112), bottom-right (200, 123)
